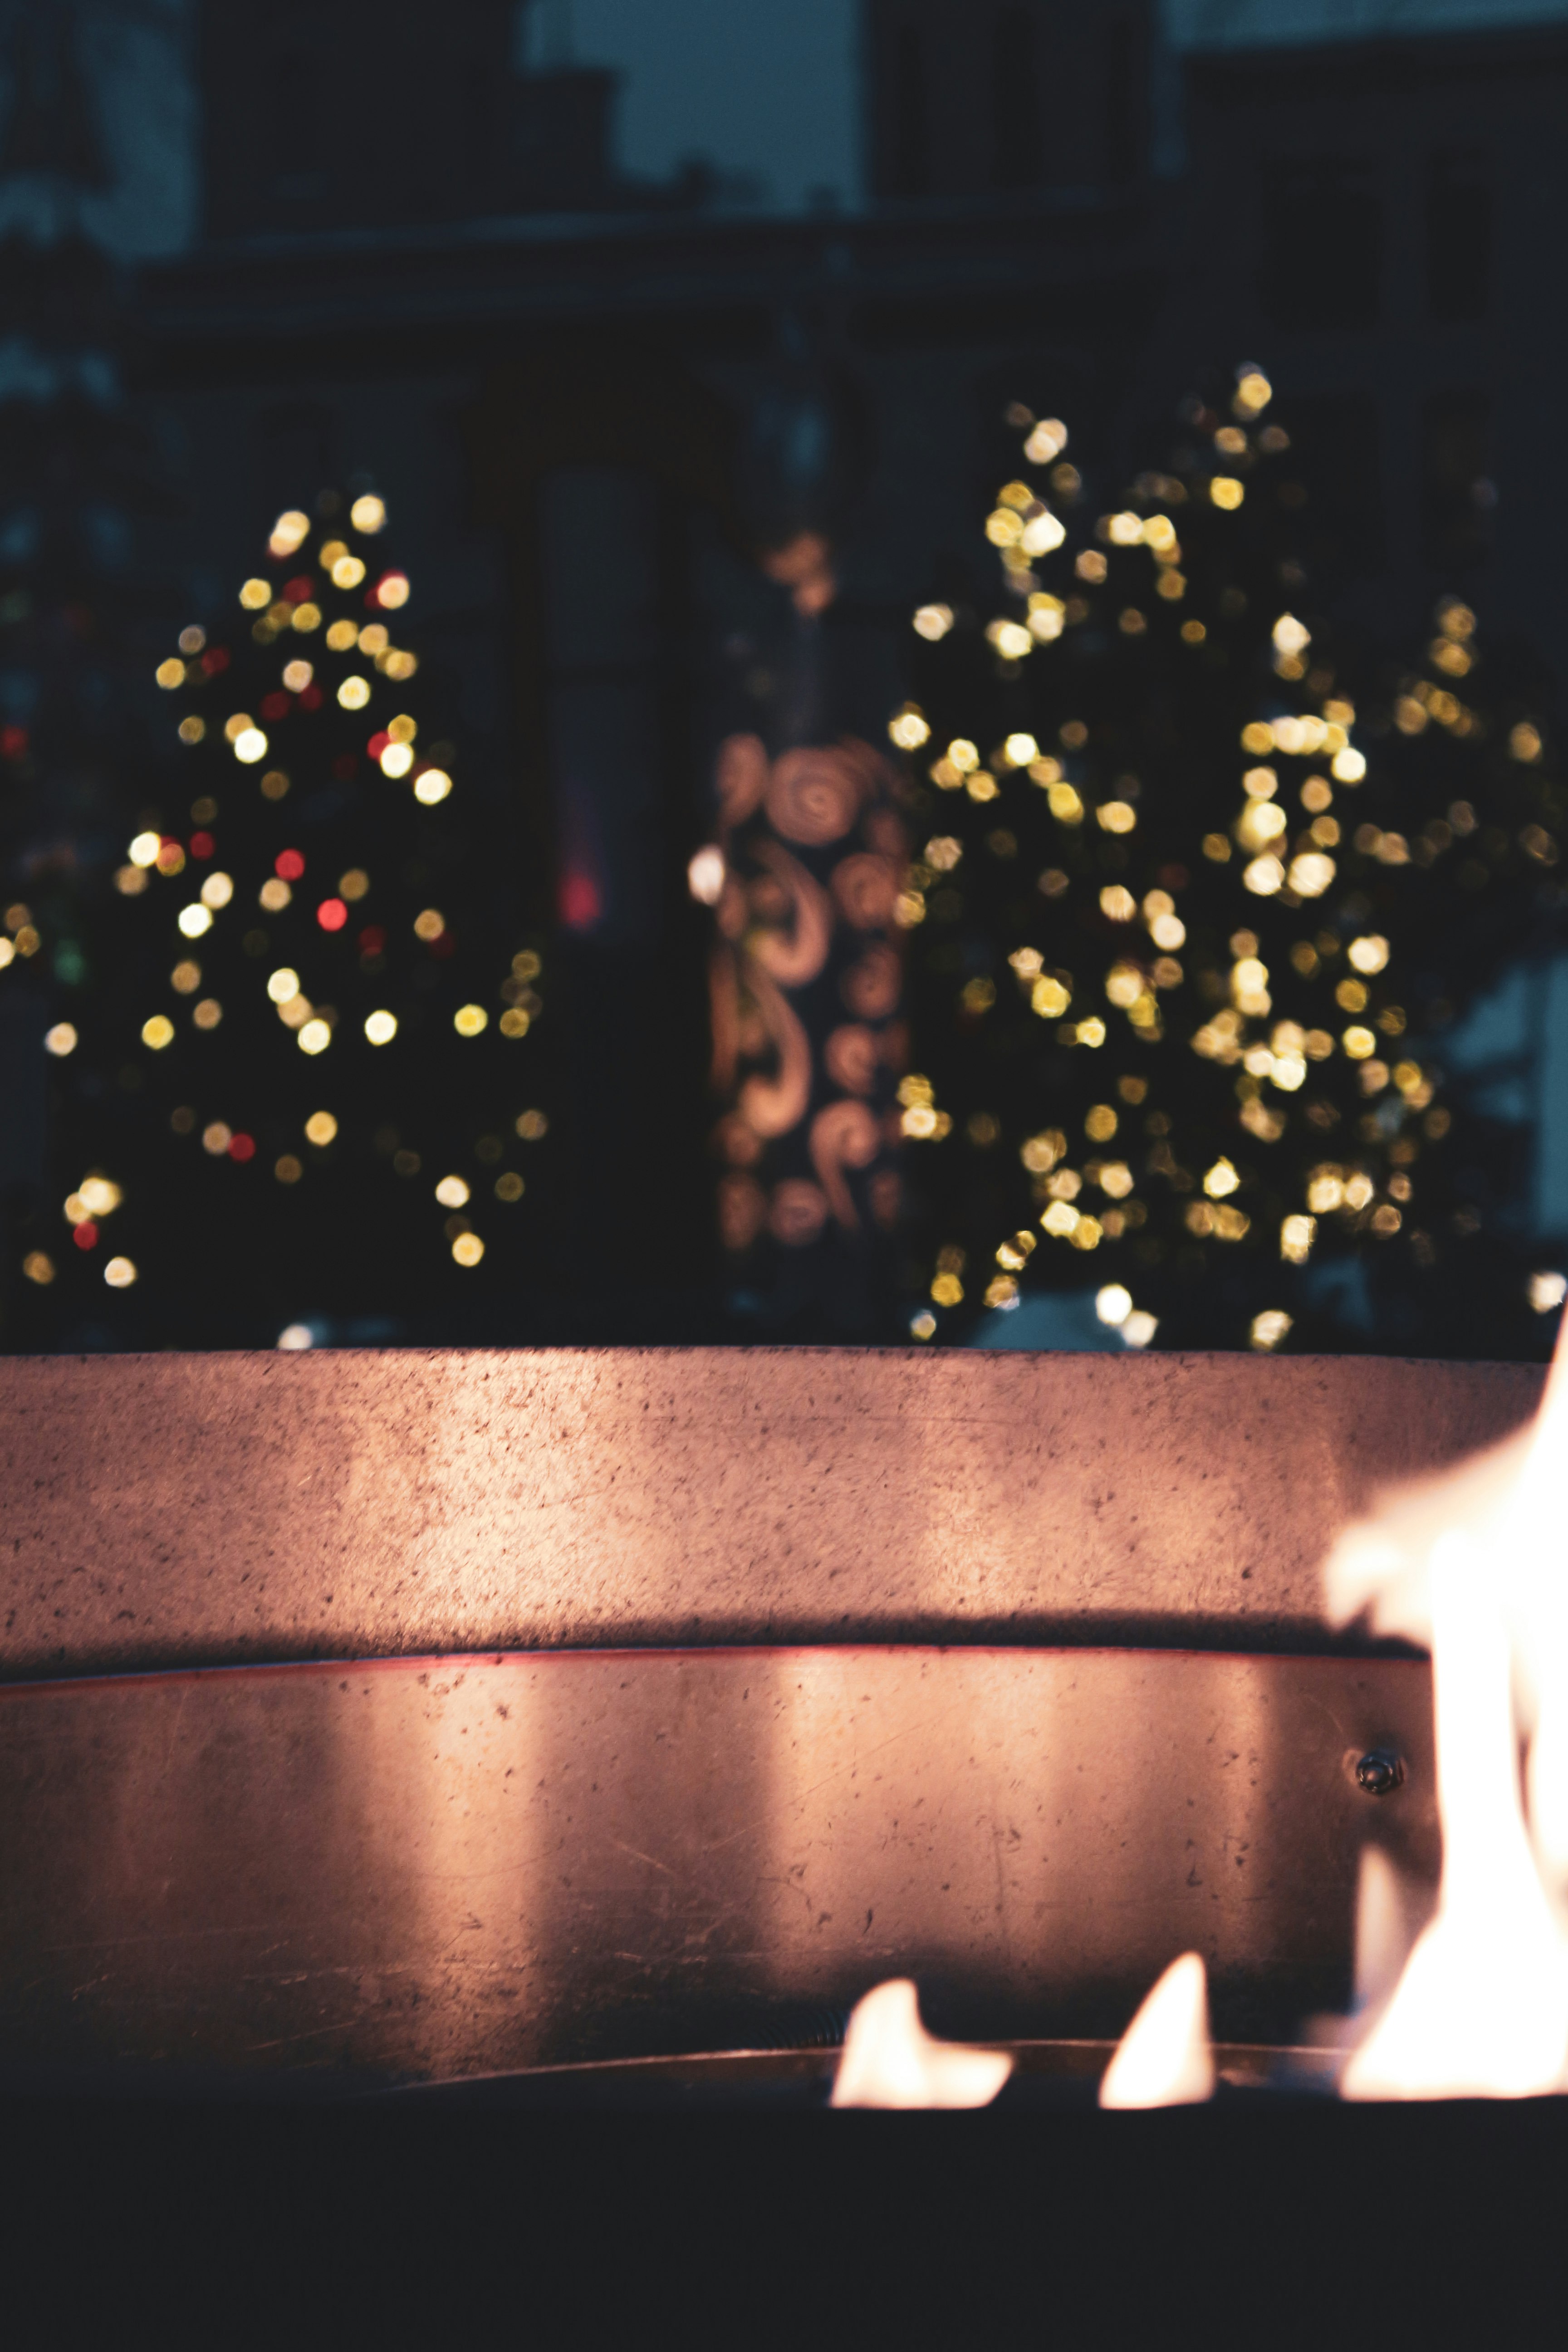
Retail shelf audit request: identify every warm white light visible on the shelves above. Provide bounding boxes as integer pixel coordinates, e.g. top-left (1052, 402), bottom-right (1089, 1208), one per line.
top-left (129, 831), bottom-right (160, 868)
top-left (276, 1324), bottom-right (314, 1351)
top-left (1122, 1309), bottom-right (1158, 1349)
top-left (1098, 1954), bottom-right (1215, 2108)
top-left (178, 904), bottom-right (212, 939)
top-left (380, 741), bottom-right (413, 777)
top-left (200, 871), bottom-right (233, 910)
top-left (1342, 1538), bottom-right (1568, 2099)
top-left (298, 1019), bottom-right (330, 1055)
top-left (687, 845), bottom-right (725, 905)
top-left (364, 1010), bottom-right (397, 1045)
top-left (43, 1023), bottom-right (77, 1057)
top-left (1095, 1284), bottom-right (1132, 1326)
top-left (233, 727), bottom-right (268, 764)
top-left (413, 768), bottom-right (451, 805)
top-left (830, 1980), bottom-right (1013, 2110)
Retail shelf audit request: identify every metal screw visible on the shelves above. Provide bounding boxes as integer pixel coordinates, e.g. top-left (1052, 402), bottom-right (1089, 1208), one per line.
top-left (1355, 1748), bottom-right (1405, 1798)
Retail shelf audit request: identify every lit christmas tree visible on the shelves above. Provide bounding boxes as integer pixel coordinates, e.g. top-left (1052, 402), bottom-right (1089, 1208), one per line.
top-left (18, 496), bottom-right (549, 1345)
top-left (895, 373), bottom-right (1564, 1357)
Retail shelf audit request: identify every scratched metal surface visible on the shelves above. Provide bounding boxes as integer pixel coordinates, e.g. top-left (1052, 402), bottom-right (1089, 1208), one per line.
top-left (0, 1646), bottom-right (1436, 2082)
top-left (0, 1348), bottom-right (1539, 1676)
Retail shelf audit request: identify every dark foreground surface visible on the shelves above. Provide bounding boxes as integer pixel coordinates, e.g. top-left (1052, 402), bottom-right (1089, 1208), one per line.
top-left (3, 2089), bottom-right (1563, 2323)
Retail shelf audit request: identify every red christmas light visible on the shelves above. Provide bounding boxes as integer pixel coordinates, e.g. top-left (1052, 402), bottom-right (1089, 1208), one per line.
top-left (317, 898), bottom-right (348, 932)
top-left (228, 1132), bottom-right (256, 1163)
top-left (275, 848), bottom-right (305, 881)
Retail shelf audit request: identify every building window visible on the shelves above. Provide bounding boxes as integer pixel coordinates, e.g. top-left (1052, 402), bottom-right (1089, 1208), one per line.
top-left (890, 24), bottom-right (930, 197)
top-left (992, 7), bottom-right (1041, 192)
top-left (1427, 151), bottom-right (1491, 324)
top-left (1262, 160), bottom-right (1382, 332)
top-left (1421, 391), bottom-right (1491, 573)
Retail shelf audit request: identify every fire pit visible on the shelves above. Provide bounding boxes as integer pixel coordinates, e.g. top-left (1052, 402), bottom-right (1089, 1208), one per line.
top-left (0, 1345), bottom-right (1543, 2097)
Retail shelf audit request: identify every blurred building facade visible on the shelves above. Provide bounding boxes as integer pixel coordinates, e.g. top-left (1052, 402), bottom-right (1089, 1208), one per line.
top-left (3, 0), bottom-right (1567, 1340)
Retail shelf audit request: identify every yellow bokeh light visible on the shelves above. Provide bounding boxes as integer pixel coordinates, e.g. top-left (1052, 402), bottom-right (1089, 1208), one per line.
top-left (178, 715), bottom-right (206, 745)
top-left (239, 578), bottom-right (271, 610)
top-left (454, 1004), bottom-right (488, 1037)
top-left (350, 495), bottom-right (386, 534)
top-left (435, 1174), bottom-right (470, 1209)
top-left (325, 619), bottom-right (358, 652)
top-left (260, 877), bottom-right (292, 911)
top-left (234, 727), bottom-right (268, 764)
top-left (298, 1019), bottom-right (331, 1055)
top-left (913, 603), bottom-right (953, 641)
top-left (451, 1231), bottom-right (485, 1268)
top-left (364, 1010), bottom-right (397, 1045)
top-left (103, 1257), bottom-right (137, 1289)
top-left (1210, 477), bottom-right (1244, 510)
top-left (499, 1008), bottom-right (531, 1038)
top-left (200, 871), bottom-right (234, 910)
top-left (156, 657), bottom-right (184, 690)
top-left (141, 1014), bottom-right (174, 1050)
top-left (331, 555), bottom-right (367, 589)
top-left (201, 1122), bottom-right (231, 1156)
top-left (888, 706), bottom-right (930, 750)
top-left (1332, 746), bottom-right (1367, 783)
top-left (282, 659), bottom-right (314, 692)
top-left (1204, 1158), bottom-right (1240, 1198)
top-left (129, 831), bottom-right (160, 867)
top-left (304, 1111), bottom-right (338, 1146)
top-left (1343, 1026), bottom-right (1376, 1059)
top-left (413, 908), bottom-right (445, 941)
top-left (376, 573), bottom-right (410, 610)
top-left (267, 968), bottom-right (301, 1005)
top-left (44, 1022), bottom-right (77, 1057)
top-left (414, 768), bottom-right (452, 805)
top-left (380, 742), bottom-right (414, 777)
top-left (338, 676), bottom-right (370, 710)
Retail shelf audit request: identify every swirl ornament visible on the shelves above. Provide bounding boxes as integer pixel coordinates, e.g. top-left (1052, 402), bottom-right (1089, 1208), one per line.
top-left (769, 1178), bottom-right (829, 1246)
top-left (715, 733), bottom-right (769, 833)
top-left (748, 841), bottom-right (833, 987)
top-left (831, 851), bottom-right (898, 931)
top-left (737, 965), bottom-right (813, 1139)
top-left (765, 744), bottom-right (867, 847)
top-left (840, 939), bottom-right (901, 1022)
top-left (824, 1024), bottom-right (878, 1095)
top-left (809, 1098), bottom-right (881, 1229)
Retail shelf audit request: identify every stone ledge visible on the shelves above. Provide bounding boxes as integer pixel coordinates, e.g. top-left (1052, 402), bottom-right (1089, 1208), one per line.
top-left (0, 1346), bottom-right (1541, 1677)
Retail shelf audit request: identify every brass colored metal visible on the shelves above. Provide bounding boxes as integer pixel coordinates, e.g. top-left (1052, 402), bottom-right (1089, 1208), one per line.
top-left (0, 1645), bottom-right (1436, 2085)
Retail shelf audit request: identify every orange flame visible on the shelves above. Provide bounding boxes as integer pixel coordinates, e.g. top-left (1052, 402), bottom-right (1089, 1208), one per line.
top-left (829, 1980), bottom-right (1013, 2109)
top-left (1328, 1323), bottom-right (1568, 2099)
top-left (1098, 1953), bottom-right (1215, 2108)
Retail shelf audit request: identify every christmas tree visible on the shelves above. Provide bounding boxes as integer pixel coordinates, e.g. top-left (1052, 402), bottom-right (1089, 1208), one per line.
top-left (16, 495), bottom-right (550, 1347)
top-left (894, 372), bottom-right (1564, 1357)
